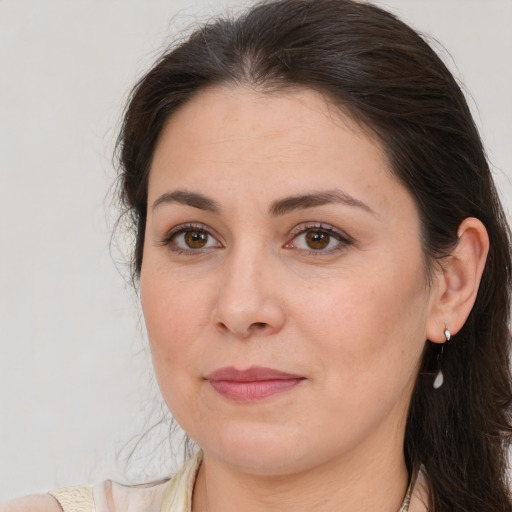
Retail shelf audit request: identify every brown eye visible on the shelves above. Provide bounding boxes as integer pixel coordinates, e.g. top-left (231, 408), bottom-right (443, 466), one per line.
top-left (167, 226), bottom-right (222, 252)
top-left (305, 230), bottom-right (331, 250)
top-left (284, 224), bottom-right (352, 254)
top-left (184, 230), bottom-right (208, 248)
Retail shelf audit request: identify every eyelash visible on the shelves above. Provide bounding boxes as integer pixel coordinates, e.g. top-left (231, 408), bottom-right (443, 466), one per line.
top-left (161, 223), bottom-right (222, 255)
top-left (284, 223), bottom-right (353, 255)
top-left (161, 222), bottom-right (353, 255)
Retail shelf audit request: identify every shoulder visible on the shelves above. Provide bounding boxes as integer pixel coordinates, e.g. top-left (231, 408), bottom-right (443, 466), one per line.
top-left (0, 453), bottom-right (202, 512)
top-left (0, 494), bottom-right (63, 512)
top-left (0, 480), bottom-right (170, 512)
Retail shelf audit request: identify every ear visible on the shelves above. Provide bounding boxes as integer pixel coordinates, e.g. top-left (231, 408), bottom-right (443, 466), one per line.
top-left (426, 217), bottom-right (489, 343)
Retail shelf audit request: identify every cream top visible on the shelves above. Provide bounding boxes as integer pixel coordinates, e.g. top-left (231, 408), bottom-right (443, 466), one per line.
top-left (49, 452), bottom-right (202, 512)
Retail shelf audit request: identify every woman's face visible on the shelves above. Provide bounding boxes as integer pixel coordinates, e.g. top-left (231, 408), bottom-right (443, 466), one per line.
top-left (141, 87), bottom-right (437, 475)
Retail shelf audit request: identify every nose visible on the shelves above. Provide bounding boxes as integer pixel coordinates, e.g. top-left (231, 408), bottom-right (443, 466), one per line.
top-left (211, 247), bottom-right (286, 339)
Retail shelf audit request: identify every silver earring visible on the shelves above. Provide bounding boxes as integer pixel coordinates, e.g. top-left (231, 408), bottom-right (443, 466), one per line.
top-left (433, 328), bottom-right (451, 389)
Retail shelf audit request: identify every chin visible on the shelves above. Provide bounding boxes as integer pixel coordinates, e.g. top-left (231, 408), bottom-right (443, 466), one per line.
top-left (190, 423), bottom-right (325, 476)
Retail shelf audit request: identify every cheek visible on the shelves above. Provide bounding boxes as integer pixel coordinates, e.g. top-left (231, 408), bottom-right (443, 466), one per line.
top-left (140, 267), bottom-right (213, 403)
top-left (141, 263), bottom-right (211, 345)
top-left (294, 260), bottom-right (429, 393)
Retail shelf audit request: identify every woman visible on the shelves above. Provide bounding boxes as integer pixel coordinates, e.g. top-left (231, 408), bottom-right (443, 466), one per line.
top-left (4, 0), bottom-right (511, 510)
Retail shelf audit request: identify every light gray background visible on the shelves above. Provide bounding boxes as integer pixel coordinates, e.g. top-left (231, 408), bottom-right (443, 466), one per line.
top-left (1, 0), bottom-right (511, 501)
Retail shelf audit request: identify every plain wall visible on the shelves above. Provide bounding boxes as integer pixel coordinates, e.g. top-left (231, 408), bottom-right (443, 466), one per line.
top-left (1, 0), bottom-right (511, 501)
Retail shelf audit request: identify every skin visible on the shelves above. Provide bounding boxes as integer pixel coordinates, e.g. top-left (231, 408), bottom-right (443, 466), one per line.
top-left (2, 87), bottom-right (488, 512)
top-left (0, 495), bottom-right (62, 512)
top-left (139, 86), bottom-right (486, 512)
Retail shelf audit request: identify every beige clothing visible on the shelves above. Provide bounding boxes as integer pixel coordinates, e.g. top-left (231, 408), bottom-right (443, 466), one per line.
top-left (49, 452), bottom-right (201, 512)
top-left (49, 451), bottom-right (428, 512)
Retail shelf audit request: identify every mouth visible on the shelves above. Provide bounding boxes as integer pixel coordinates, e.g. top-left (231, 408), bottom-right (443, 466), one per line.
top-left (205, 366), bottom-right (305, 402)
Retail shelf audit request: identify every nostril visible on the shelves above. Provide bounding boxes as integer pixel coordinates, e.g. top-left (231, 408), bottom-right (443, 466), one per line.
top-left (251, 322), bottom-right (268, 331)
top-left (217, 322), bottom-right (229, 332)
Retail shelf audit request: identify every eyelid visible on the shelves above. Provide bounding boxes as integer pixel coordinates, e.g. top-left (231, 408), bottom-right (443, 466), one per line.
top-left (288, 222), bottom-right (352, 240)
top-left (162, 222), bottom-right (206, 243)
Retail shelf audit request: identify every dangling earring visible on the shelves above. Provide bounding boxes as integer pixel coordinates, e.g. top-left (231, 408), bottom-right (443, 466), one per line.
top-left (433, 327), bottom-right (451, 389)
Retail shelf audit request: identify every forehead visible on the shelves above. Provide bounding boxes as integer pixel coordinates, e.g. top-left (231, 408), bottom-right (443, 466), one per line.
top-left (148, 85), bottom-right (412, 217)
top-left (153, 85), bottom-right (383, 156)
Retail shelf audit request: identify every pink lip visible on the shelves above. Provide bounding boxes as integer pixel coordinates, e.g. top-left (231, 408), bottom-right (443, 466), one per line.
top-left (206, 366), bottom-right (305, 402)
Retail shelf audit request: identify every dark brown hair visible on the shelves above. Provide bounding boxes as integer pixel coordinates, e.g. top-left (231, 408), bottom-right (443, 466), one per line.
top-left (116, 1), bottom-right (512, 509)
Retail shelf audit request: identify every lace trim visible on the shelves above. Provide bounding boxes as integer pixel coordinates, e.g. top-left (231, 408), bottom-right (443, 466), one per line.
top-left (49, 485), bottom-right (94, 512)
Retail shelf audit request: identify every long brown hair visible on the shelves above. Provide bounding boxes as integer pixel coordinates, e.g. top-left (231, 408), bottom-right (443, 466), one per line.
top-left (116, 1), bottom-right (512, 509)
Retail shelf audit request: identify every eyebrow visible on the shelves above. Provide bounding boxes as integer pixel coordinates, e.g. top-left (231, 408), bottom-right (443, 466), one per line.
top-left (151, 188), bottom-right (374, 216)
top-left (152, 190), bottom-right (221, 213)
top-left (269, 190), bottom-right (374, 216)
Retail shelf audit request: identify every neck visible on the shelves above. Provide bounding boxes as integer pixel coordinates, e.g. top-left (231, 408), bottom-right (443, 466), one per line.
top-left (192, 441), bottom-right (409, 512)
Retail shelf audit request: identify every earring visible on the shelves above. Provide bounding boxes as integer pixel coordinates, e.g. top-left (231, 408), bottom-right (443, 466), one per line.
top-left (433, 327), bottom-right (451, 389)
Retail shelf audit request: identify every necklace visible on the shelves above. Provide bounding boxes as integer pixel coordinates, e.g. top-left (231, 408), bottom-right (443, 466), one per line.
top-left (397, 474), bottom-right (415, 512)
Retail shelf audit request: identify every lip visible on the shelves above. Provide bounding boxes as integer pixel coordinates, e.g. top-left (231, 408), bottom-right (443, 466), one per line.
top-left (206, 366), bottom-right (305, 402)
